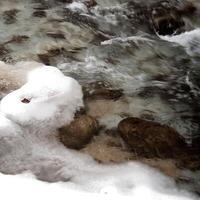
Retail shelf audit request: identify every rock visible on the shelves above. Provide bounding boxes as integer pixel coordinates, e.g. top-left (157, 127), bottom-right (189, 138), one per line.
top-left (177, 152), bottom-right (200, 171)
top-left (151, 12), bottom-right (184, 35)
top-left (63, 8), bottom-right (98, 29)
top-left (46, 33), bottom-right (66, 40)
top-left (177, 2), bottom-right (197, 16)
top-left (84, 0), bottom-right (97, 8)
top-left (127, 1), bottom-right (187, 35)
top-left (191, 136), bottom-right (200, 151)
top-left (0, 45), bottom-right (10, 57)
top-left (3, 9), bottom-right (19, 24)
top-left (57, 0), bottom-right (73, 3)
top-left (38, 54), bottom-right (50, 65)
top-left (83, 81), bottom-right (123, 100)
top-left (33, 10), bottom-right (47, 18)
top-left (59, 115), bottom-right (99, 150)
top-left (38, 48), bottom-right (64, 65)
top-left (4, 35), bottom-right (29, 45)
top-left (118, 117), bottom-right (186, 158)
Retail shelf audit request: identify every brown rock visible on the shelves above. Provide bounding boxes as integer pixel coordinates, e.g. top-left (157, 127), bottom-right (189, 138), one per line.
top-left (38, 54), bottom-right (50, 65)
top-left (177, 2), bottom-right (197, 16)
top-left (38, 48), bottom-right (64, 65)
top-left (46, 33), bottom-right (65, 40)
top-left (84, 0), bottom-right (97, 8)
top-left (118, 117), bottom-right (186, 158)
top-left (59, 115), bottom-right (99, 150)
top-left (177, 152), bottom-right (200, 171)
top-left (4, 35), bottom-right (29, 45)
top-left (127, 1), bottom-right (187, 36)
top-left (0, 45), bottom-right (10, 57)
top-left (57, 0), bottom-right (73, 3)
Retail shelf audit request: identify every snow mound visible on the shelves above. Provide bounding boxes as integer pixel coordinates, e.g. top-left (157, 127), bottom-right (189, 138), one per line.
top-left (0, 65), bottom-right (83, 126)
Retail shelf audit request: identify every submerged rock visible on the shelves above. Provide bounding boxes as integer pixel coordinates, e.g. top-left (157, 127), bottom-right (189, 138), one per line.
top-left (4, 35), bottom-right (29, 45)
top-left (3, 9), bottom-right (19, 24)
top-left (83, 81), bottom-right (123, 100)
top-left (84, 0), bottom-right (97, 8)
top-left (177, 152), bottom-right (200, 171)
top-left (59, 115), bottom-right (99, 150)
top-left (127, 1), bottom-right (197, 35)
top-left (118, 117), bottom-right (186, 158)
top-left (151, 13), bottom-right (185, 35)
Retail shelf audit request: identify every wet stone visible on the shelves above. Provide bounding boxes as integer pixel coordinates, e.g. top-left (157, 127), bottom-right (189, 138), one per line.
top-left (177, 2), bottom-right (197, 16)
top-left (118, 117), bottom-right (186, 158)
top-left (38, 48), bottom-right (64, 65)
top-left (63, 8), bottom-right (98, 29)
top-left (177, 152), bottom-right (200, 171)
top-left (4, 35), bottom-right (29, 45)
top-left (33, 10), bottom-right (47, 18)
top-left (46, 33), bottom-right (65, 39)
top-left (151, 13), bottom-right (185, 36)
top-left (57, 0), bottom-right (73, 3)
top-left (3, 9), bottom-right (19, 24)
top-left (83, 81), bottom-right (123, 100)
top-left (104, 57), bottom-right (120, 65)
top-left (84, 0), bottom-right (97, 8)
top-left (0, 45), bottom-right (10, 57)
top-left (59, 115), bottom-right (99, 150)
top-left (127, 1), bottom-right (188, 35)
top-left (38, 54), bottom-right (50, 65)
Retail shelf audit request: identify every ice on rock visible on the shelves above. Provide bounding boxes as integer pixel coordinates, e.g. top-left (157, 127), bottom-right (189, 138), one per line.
top-left (0, 62), bottom-right (197, 200)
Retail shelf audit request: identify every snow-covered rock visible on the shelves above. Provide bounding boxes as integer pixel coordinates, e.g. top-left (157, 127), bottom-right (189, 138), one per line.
top-left (66, 2), bottom-right (88, 13)
top-left (0, 65), bottom-right (83, 126)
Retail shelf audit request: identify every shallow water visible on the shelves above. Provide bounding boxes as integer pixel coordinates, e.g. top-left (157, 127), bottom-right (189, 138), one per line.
top-left (0, 0), bottom-right (200, 198)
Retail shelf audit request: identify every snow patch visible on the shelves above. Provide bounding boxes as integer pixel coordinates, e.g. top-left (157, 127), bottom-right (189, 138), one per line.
top-left (66, 2), bottom-right (88, 13)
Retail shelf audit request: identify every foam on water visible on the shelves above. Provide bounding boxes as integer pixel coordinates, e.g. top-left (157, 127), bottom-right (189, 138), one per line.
top-left (160, 28), bottom-right (200, 56)
top-left (101, 36), bottom-right (153, 45)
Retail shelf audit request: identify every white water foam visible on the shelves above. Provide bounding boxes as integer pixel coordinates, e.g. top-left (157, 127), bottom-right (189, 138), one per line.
top-left (160, 28), bottom-right (200, 56)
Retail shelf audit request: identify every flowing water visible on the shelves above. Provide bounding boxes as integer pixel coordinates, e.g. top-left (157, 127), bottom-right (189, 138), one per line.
top-left (0, 0), bottom-right (200, 198)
